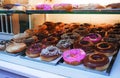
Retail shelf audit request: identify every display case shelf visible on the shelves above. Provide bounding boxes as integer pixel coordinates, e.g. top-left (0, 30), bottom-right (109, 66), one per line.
top-left (26, 9), bottom-right (120, 14)
top-left (0, 9), bottom-right (120, 14)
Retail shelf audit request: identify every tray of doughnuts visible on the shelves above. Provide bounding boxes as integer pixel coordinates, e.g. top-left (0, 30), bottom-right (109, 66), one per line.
top-left (20, 43), bottom-right (63, 65)
top-left (57, 32), bottom-right (119, 76)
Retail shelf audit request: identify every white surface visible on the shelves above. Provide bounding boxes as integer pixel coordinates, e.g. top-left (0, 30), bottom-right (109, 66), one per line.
top-left (0, 50), bottom-right (119, 78)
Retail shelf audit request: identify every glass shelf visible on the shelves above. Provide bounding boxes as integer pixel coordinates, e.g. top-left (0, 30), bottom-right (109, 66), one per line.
top-left (0, 10), bottom-right (25, 15)
top-left (0, 9), bottom-right (120, 14)
top-left (26, 9), bottom-right (120, 14)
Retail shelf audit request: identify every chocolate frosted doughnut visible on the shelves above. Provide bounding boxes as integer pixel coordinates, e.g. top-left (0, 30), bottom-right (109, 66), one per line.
top-left (83, 53), bottom-right (109, 71)
top-left (42, 36), bottom-right (58, 46)
top-left (72, 27), bottom-right (89, 36)
top-left (95, 42), bottom-right (117, 56)
top-left (61, 32), bottom-right (80, 41)
top-left (74, 40), bottom-right (94, 53)
top-left (26, 43), bottom-right (45, 58)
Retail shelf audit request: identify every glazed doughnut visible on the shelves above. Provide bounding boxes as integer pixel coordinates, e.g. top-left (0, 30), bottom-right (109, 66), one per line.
top-left (53, 3), bottom-right (72, 11)
top-left (56, 39), bottom-right (74, 51)
top-left (36, 4), bottom-right (52, 10)
top-left (42, 36), bottom-right (58, 46)
top-left (26, 43), bottom-right (45, 58)
top-left (6, 42), bottom-right (26, 53)
top-left (83, 53), bottom-right (109, 71)
top-left (95, 42), bottom-right (117, 56)
top-left (83, 33), bottom-right (102, 44)
top-left (13, 33), bottom-right (30, 43)
top-left (62, 49), bottom-right (86, 65)
top-left (24, 29), bottom-right (35, 37)
top-left (74, 40), bottom-right (94, 53)
top-left (40, 46), bottom-right (62, 61)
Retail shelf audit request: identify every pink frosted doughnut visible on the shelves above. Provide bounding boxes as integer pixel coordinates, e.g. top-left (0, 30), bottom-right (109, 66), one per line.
top-left (36, 4), bottom-right (52, 10)
top-left (62, 49), bottom-right (86, 65)
top-left (83, 33), bottom-right (102, 44)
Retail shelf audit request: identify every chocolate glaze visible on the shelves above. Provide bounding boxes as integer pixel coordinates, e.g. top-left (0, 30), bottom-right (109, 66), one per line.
top-left (83, 53), bottom-right (109, 69)
top-left (96, 42), bottom-right (117, 53)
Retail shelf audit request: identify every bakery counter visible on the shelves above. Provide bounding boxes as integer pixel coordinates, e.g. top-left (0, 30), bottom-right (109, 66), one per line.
top-left (0, 49), bottom-right (120, 78)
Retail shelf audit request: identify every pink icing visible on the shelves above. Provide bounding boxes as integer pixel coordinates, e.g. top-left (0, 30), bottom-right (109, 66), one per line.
top-left (62, 49), bottom-right (86, 63)
top-left (36, 4), bottom-right (52, 10)
top-left (83, 33), bottom-right (102, 43)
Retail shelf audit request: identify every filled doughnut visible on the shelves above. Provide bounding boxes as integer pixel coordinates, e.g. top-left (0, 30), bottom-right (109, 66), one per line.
top-left (40, 46), bottom-right (62, 61)
top-left (62, 49), bottom-right (86, 65)
top-left (26, 43), bottom-right (45, 58)
top-left (6, 42), bottom-right (26, 53)
top-left (83, 33), bottom-right (102, 44)
top-left (95, 42), bottom-right (117, 56)
top-left (83, 53), bottom-right (109, 71)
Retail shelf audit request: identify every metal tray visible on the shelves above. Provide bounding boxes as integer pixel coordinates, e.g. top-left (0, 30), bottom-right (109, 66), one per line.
top-left (20, 53), bottom-right (62, 65)
top-left (58, 50), bottom-right (119, 76)
top-left (0, 50), bottom-right (25, 56)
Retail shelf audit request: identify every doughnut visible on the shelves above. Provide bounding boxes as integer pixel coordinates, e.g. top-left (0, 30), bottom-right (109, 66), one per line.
top-left (24, 29), bottom-right (35, 37)
top-left (0, 40), bottom-right (6, 51)
top-left (23, 36), bottom-right (38, 45)
top-left (3, 4), bottom-right (14, 9)
top-left (95, 42), bottom-right (117, 56)
top-left (36, 4), bottom-right (52, 10)
top-left (42, 36), bottom-right (58, 46)
top-left (13, 33), bottom-right (30, 43)
top-left (62, 49), bottom-right (86, 65)
top-left (83, 53), bottom-right (109, 71)
top-left (43, 22), bottom-right (55, 31)
top-left (74, 40), bottom-right (94, 53)
top-left (26, 43), bottom-right (45, 58)
top-left (53, 3), bottom-right (73, 11)
top-left (56, 39), bottom-right (74, 51)
top-left (106, 3), bottom-right (120, 9)
top-left (83, 33), bottom-right (102, 44)
top-left (78, 4), bottom-right (105, 9)
top-left (61, 32), bottom-right (80, 41)
top-left (36, 30), bottom-right (49, 41)
top-left (6, 42), bottom-right (26, 54)
top-left (72, 27), bottom-right (89, 36)
top-left (40, 46), bottom-right (62, 61)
